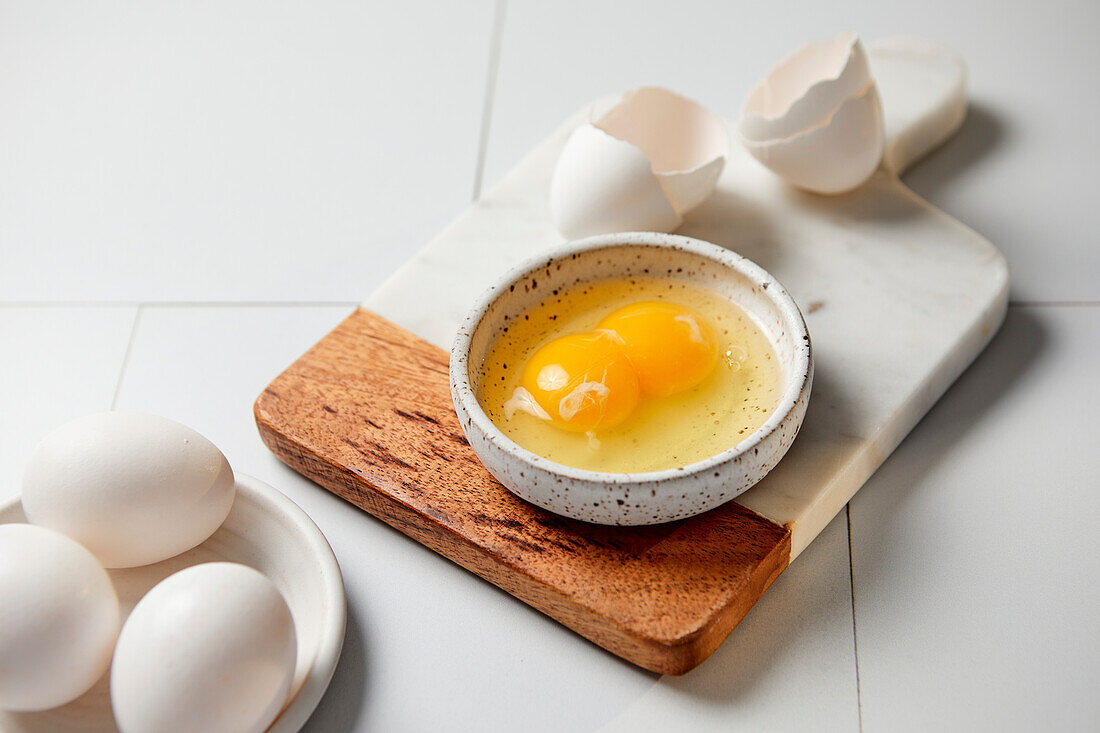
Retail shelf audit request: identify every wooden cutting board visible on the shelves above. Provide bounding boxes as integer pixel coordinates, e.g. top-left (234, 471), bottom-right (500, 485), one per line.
top-left (255, 38), bottom-right (1008, 675)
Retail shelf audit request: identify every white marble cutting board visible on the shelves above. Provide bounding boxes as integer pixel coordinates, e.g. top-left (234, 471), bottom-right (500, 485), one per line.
top-left (364, 38), bottom-right (1008, 559)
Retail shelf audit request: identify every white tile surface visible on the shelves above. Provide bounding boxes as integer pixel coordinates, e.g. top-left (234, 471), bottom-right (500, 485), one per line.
top-left (114, 305), bottom-right (859, 731)
top-left (0, 307), bottom-right (136, 505)
top-left (850, 306), bottom-right (1100, 731)
top-left (484, 0), bottom-right (1100, 302)
top-left (0, 1), bottom-right (494, 302)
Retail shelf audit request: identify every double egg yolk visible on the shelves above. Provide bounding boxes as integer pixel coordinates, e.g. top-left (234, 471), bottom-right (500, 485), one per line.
top-left (505, 301), bottom-right (719, 434)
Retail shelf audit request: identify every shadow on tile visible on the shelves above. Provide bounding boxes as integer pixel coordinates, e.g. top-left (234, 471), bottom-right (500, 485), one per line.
top-left (903, 102), bottom-right (1005, 199)
top-left (665, 512), bottom-right (852, 702)
top-left (300, 600), bottom-right (370, 732)
top-left (849, 306), bottom-right (1046, 576)
top-left (596, 514), bottom-right (857, 731)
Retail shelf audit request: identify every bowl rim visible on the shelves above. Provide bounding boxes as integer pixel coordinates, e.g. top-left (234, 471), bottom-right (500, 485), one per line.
top-left (450, 231), bottom-right (812, 485)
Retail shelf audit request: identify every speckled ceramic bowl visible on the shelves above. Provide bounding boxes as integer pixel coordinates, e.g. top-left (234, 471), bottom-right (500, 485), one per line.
top-left (450, 232), bottom-right (812, 525)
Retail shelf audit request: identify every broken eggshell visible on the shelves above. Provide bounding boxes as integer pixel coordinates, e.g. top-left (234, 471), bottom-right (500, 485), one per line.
top-left (739, 32), bottom-right (885, 195)
top-left (550, 87), bottom-right (728, 238)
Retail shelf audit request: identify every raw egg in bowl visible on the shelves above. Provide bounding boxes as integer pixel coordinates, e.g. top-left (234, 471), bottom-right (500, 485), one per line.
top-left (450, 233), bottom-right (813, 525)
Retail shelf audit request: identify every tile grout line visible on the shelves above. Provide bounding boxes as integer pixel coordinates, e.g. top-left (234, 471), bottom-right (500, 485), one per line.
top-left (1008, 300), bottom-right (1100, 308)
top-left (0, 300), bottom-right (359, 309)
top-left (110, 306), bottom-right (144, 410)
top-left (470, 0), bottom-right (507, 202)
top-left (140, 301), bottom-right (359, 309)
top-left (846, 504), bottom-right (864, 732)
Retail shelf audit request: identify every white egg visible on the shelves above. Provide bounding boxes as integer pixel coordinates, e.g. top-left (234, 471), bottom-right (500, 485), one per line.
top-left (0, 524), bottom-right (119, 712)
top-left (110, 562), bottom-right (297, 733)
top-left (22, 412), bottom-right (236, 568)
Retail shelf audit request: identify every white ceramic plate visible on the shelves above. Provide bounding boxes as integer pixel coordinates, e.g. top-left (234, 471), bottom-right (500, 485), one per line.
top-left (0, 474), bottom-right (345, 733)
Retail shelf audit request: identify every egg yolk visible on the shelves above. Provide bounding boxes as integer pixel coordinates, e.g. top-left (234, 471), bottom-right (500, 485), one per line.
top-left (597, 301), bottom-right (718, 396)
top-left (508, 301), bottom-right (720, 435)
top-left (519, 330), bottom-right (641, 433)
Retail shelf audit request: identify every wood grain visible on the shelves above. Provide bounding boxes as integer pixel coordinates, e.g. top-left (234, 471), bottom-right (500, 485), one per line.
top-left (254, 308), bottom-right (791, 675)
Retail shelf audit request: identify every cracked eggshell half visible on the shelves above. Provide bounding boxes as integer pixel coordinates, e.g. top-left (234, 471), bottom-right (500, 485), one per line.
top-left (739, 32), bottom-right (885, 195)
top-left (745, 84), bottom-right (885, 195)
top-left (740, 31), bottom-right (872, 142)
top-left (550, 87), bottom-right (728, 238)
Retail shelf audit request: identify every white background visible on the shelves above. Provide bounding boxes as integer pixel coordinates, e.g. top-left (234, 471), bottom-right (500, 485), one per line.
top-left (2, 1), bottom-right (1098, 731)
